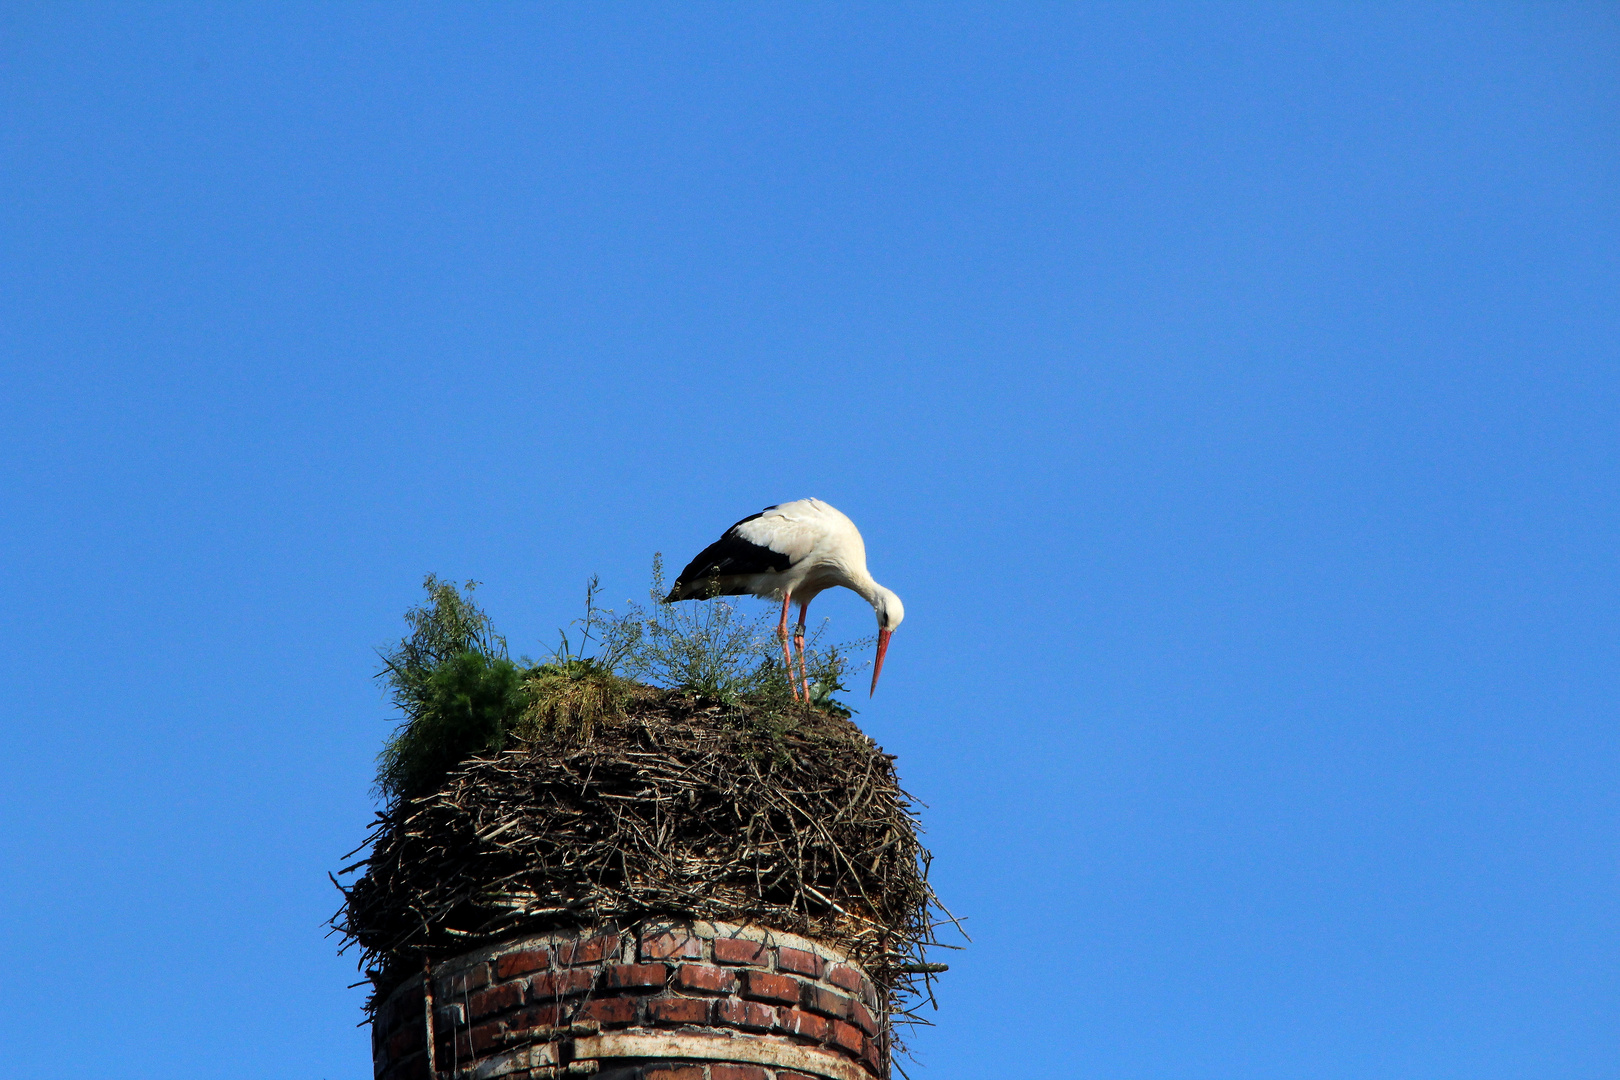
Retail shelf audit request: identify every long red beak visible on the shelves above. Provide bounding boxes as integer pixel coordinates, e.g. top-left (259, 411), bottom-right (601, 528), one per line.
top-left (870, 628), bottom-right (892, 696)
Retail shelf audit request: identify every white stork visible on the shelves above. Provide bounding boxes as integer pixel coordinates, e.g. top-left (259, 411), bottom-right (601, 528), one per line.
top-left (665, 498), bottom-right (905, 700)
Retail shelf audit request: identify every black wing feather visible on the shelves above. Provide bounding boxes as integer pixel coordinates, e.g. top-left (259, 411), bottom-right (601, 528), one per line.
top-left (666, 510), bottom-right (791, 601)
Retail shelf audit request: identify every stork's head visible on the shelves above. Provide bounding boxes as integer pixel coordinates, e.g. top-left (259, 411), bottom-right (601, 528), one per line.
top-left (870, 586), bottom-right (904, 696)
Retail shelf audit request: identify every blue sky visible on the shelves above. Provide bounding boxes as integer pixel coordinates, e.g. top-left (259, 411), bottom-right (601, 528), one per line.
top-left (2, 4), bottom-right (1617, 1077)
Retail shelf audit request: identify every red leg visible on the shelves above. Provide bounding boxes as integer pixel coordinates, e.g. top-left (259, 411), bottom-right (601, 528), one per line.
top-left (795, 600), bottom-right (811, 701)
top-left (777, 592), bottom-right (799, 701)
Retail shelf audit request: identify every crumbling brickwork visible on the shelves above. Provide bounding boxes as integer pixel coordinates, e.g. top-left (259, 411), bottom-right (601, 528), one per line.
top-left (372, 921), bottom-right (885, 1080)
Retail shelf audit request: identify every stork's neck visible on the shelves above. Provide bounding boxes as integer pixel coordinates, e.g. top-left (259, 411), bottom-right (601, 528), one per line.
top-left (848, 573), bottom-right (904, 632)
top-left (846, 568), bottom-right (883, 607)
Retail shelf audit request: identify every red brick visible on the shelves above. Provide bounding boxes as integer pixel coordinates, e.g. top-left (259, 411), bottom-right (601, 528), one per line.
top-left (861, 1036), bottom-right (882, 1075)
top-left (709, 1067), bottom-right (768, 1080)
top-left (497, 949), bottom-right (551, 979)
top-left (385, 1024), bottom-right (421, 1059)
top-left (643, 1067), bottom-right (704, 1080)
top-left (778, 1073), bottom-right (817, 1080)
top-left (508, 1003), bottom-right (560, 1033)
top-left (713, 998), bottom-right (775, 1031)
top-left (467, 982), bottom-right (524, 1020)
top-left (558, 934), bottom-right (618, 966)
top-left (437, 1027), bottom-right (466, 1061)
top-left (830, 1020), bottom-right (864, 1056)
top-left (437, 963), bottom-right (491, 1000)
top-left (647, 996), bottom-right (710, 1025)
top-left (739, 970), bottom-right (800, 1005)
top-left (827, 965), bottom-right (864, 994)
top-left (639, 931), bottom-right (702, 961)
top-left (388, 1056), bottom-right (432, 1080)
top-left (776, 947), bottom-right (823, 978)
top-left (675, 963), bottom-right (737, 994)
top-left (578, 996), bottom-right (639, 1027)
top-left (849, 998), bottom-right (878, 1037)
top-left (777, 1007), bottom-right (831, 1042)
top-left (712, 937), bottom-right (768, 966)
top-left (602, 963), bottom-right (669, 991)
top-left (531, 968), bottom-right (596, 998)
top-left (801, 984), bottom-right (852, 1021)
top-left (381, 988), bottom-right (422, 1033)
top-left (469, 1021), bottom-right (503, 1053)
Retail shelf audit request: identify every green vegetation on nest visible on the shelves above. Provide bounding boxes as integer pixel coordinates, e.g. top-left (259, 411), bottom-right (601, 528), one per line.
top-left (373, 566), bottom-right (862, 804)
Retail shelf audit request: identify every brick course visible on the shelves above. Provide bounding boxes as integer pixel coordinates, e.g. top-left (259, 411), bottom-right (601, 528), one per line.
top-left (675, 963), bottom-right (738, 994)
top-left (372, 921), bottom-right (888, 1080)
top-left (712, 937), bottom-right (768, 966)
top-left (713, 998), bottom-right (775, 1031)
top-left (648, 996), bottom-right (710, 1025)
top-left (603, 963), bottom-right (670, 991)
top-left (777, 948), bottom-right (823, 978)
top-left (497, 949), bottom-right (551, 979)
top-left (640, 931), bottom-right (703, 961)
top-left (739, 970), bottom-right (800, 1005)
top-left (710, 1066), bottom-right (770, 1080)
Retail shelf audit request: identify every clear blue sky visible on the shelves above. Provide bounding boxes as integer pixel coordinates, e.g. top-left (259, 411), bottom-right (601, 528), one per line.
top-left (2, 4), bottom-right (1616, 1077)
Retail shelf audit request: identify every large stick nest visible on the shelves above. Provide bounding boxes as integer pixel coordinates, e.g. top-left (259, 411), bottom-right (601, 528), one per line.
top-left (333, 688), bottom-right (948, 1017)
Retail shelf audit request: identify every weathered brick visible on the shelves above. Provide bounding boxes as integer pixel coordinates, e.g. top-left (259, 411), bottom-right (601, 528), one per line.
top-left (578, 996), bottom-right (639, 1027)
top-left (713, 998), bottom-right (774, 1031)
top-left (602, 963), bottom-right (669, 991)
top-left (709, 1067), bottom-right (768, 1080)
top-left (508, 1003), bottom-right (561, 1033)
top-left (438, 962), bottom-right (491, 999)
top-left (639, 931), bottom-right (702, 961)
top-left (378, 992), bottom-right (414, 1035)
top-left (531, 968), bottom-right (596, 999)
top-left (675, 964), bottom-right (737, 994)
top-left (391, 987), bottom-right (425, 1023)
top-left (777, 1007), bottom-right (831, 1042)
top-left (388, 1055), bottom-right (432, 1080)
top-left (849, 998), bottom-right (878, 1037)
top-left (647, 996), bottom-right (709, 1025)
top-left (739, 970), bottom-right (799, 1005)
top-left (497, 949), bottom-right (551, 979)
top-left (712, 937), bottom-right (768, 966)
top-left (830, 1020), bottom-right (864, 1056)
top-left (827, 965), bottom-right (864, 994)
top-left (776, 947), bottom-right (823, 978)
top-left (385, 1024), bottom-right (421, 1059)
top-left (860, 1036), bottom-right (882, 1075)
top-left (469, 1021), bottom-right (504, 1054)
top-left (643, 1067), bottom-right (704, 1080)
top-left (436, 1028), bottom-right (466, 1061)
top-left (778, 1073), bottom-right (817, 1080)
top-left (801, 984), bottom-right (852, 1021)
top-left (558, 934), bottom-right (618, 966)
top-left (468, 982), bottom-right (524, 1020)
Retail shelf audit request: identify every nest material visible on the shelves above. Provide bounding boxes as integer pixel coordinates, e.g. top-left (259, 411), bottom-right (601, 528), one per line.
top-left (334, 687), bottom-right (947, 1017)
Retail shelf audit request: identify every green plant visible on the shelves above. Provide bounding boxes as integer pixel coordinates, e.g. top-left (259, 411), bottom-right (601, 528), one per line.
top-left (596, 555), bottom-right (861, 716)
top-left (804, 640), bottom-right (862, 719)
top-left (376, 650), bottom-right (527, 803)
top-left (595, 555), bottom-right (781, 704)
top-left (374, 577), bottom-right (525, 803)
top-left (515, 576), bottom-right (632, 741)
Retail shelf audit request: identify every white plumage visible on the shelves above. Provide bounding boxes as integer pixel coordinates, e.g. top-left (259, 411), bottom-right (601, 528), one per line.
top-left (666, 499), bottom-right (904, 698)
